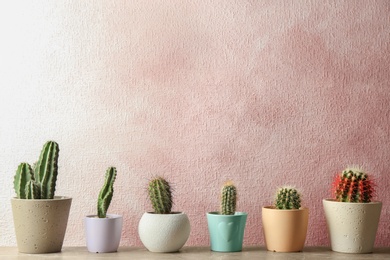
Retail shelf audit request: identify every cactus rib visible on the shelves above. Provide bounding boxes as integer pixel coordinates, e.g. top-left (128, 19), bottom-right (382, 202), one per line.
top-left (25, 180), bottom-right (41, 199)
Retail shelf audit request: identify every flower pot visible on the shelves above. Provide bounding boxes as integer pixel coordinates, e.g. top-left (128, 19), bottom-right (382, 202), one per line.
top-left (85, 214), bottom-right (123, 253)
top-left (262, 206), bottom-right (308, 252)
top-left (11, 196), bottom-right (72, 254)
top-left (323, 199), bottom-right (382, 253)
top-left (206, 212), bottom-right (247, 252)
top-left (138, 212), bottom-right (190, 252)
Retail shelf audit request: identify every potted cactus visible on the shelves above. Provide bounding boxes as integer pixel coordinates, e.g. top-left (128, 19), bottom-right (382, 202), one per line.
top-left (206, 181), bottom-right (248, 252)
top-left (85, 167), bottom-right (122, 253)
top-left (11, 141), bottom-right (72, 254)
top-left (323, 167), bottom-right (382, 253)
top-left (262, 186), bottom-right (309, 252)
top-left (138, 177), bottom-right (191, 253)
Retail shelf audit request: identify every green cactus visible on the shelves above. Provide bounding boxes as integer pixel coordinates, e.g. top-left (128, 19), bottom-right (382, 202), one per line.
top-left (97, 167), bottom-right (117, 218)
top-left (13, 141), bottom-right (60, 200)
top-left (34, 141), bottom-right (59, 199)
top-left (221, 181), bottom-right (237, 215)
top-left (14, 163), bottom-right (34, 199)
top-left (148, 177), bottom-right (173, 214)
top-left (333, 167), bottom-right (374, 203)
top-left (275, 187), bottom-right (301, 209)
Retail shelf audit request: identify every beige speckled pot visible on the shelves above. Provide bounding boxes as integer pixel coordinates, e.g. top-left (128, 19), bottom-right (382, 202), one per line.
top-left (323, 199), bottom-right (382, 253)
top-left (262, 206), bottom-right (309, 252)
top-left (11, 196), bottom-right (72, 254)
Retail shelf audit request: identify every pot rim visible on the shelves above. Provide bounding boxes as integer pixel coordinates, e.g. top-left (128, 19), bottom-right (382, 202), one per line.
top-left (322, 198), bottom-right (382, 204)
top-left (207, 211), bottom-right (248, 216)
top-left (85, 214), bottom-right (122, 219)
top-left (143, 211), bottom-right (187, 215)
top-left (11, 196), bottom-right (72, 201)
top-left (262, 206), bottom-right (308, 211)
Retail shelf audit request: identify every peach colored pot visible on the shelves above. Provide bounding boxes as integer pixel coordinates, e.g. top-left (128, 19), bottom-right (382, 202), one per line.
top-left (262, 206), bottom-right (309, 252)
top-left (11, 196), bottom-right (72, 254)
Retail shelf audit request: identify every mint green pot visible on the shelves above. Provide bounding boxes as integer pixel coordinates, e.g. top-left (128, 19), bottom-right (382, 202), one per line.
top-left (206, 212), bottom-right (248, 252)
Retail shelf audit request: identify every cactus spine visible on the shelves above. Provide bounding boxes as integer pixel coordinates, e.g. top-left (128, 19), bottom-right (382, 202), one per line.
top-left (13, 141), bottom-right (60, 199)
top-left (97, 167), bottom-right (117, 218)
top-left (221, 181), bottom-right (237, 215)
top-left (333, 167), bottom-right (374, 203)
top-left (148, 177), bottom-right (173, 214)
top-left (275, 187), bottom-right (301, 209)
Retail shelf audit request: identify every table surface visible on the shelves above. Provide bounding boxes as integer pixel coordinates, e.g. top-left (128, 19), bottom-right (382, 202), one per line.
top-left (1, 247), bottom-right (390, 259)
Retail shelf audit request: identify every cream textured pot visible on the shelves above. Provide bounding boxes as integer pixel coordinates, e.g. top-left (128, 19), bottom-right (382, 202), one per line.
top-left (11, 196), bottom-right (72, 254)
top-left (138, 212), bottom-right (191, 252)
top-left (323, 199), bottom-right (382, 253)
top-left (85, 214), bottom-right (123, 253)
top-left (262, 206), bottom-right (309, 252)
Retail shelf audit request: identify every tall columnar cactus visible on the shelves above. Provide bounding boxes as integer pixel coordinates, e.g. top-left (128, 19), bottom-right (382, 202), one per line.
top-left (275, 187), bottom-right (301, 209)
top-left (97, 167), bottom-right (117, 218)
top-left (333, 167), bottom-right (374, 203)
top-left (13, 141), bottom-right (60, 199)
top-left (148, 177), bottom-right (173, 214)
top-left (221, 181), bottom-right (237, 215)
top-left (34, 141), bottom-right (59, 199)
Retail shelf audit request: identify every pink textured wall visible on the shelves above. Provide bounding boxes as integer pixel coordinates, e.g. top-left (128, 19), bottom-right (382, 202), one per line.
top-left (0, 1), bottom-right (389, 247)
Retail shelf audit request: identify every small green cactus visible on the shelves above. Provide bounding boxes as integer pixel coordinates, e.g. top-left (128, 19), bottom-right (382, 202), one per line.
top-left (333, 167), bottom-right (374, 203)
top-left (275, 187), bottom-right (301, 209)
top-left (148, 177), bottom-right (173, 214)
top-left (221, 181), bottom-right (237, 215)
top-left (97, 167), bottom-right (117, 218)
top-left (14, 163), bottom-right (34, 199)
top-left (13, 141), bottom-right (60, 199)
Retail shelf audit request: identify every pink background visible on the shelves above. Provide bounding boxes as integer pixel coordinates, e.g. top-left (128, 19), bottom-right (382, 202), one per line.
top-left (0, 1), bottom-right (389, 247)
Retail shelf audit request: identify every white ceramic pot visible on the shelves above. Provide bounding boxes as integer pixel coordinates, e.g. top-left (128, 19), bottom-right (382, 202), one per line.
top-left (323, 199), bottom-right (382, 253)
top-left (11, 196), bottom-right (72, 254)
top-left (84, 214), bottom-right (123, 253)
top-left (138, 212), bottom-right (191, 252)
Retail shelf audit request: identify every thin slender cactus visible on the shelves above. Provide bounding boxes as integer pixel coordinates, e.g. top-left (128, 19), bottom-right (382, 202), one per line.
top-left (97, 167), bottom-right (117, 218)
top-left (221, 181), bottom-right (237, 215)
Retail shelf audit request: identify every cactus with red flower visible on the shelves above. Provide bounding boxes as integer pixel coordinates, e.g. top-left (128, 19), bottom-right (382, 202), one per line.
top-left (332, 167), bottom-right (375, 203)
